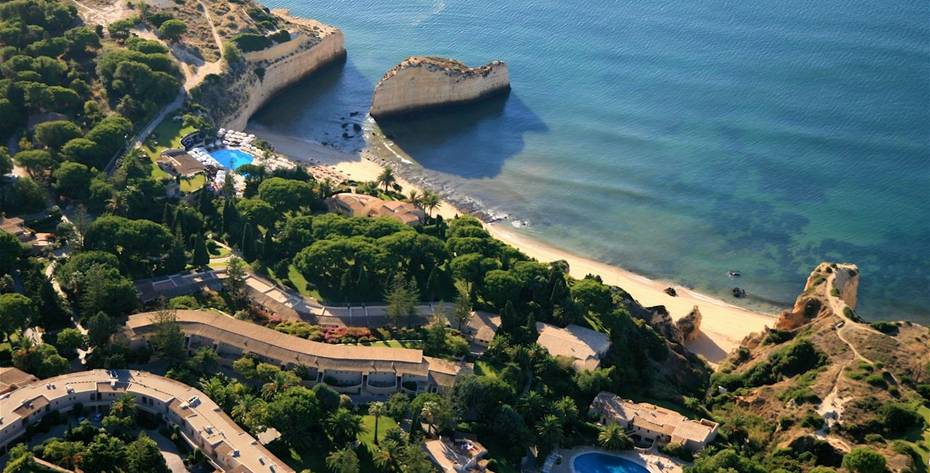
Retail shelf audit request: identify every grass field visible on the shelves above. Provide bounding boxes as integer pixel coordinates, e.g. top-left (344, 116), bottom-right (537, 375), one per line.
top-left (271, 414), bottom-right (398, 473)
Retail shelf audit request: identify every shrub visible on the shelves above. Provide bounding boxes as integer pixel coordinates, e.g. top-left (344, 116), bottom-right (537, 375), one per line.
top-left (231, 33), bottom-right (271, 52)
top-left (879, 402), bottom-right (923, 435)
top-left (869, 321), bottom-right (898, 335)
top-left (842, 447), bottom-right (886, 473)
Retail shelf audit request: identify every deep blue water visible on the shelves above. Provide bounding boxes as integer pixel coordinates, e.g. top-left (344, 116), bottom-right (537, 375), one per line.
top-left (210, 148), bottom-right (254, 170)
top-left (251, 0), bottom-right (930, 322)
top-left (572, 453), bottom-right (650, 473)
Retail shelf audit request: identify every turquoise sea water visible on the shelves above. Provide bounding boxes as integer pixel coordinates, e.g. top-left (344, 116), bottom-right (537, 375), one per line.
top-left (251, 0), bottom-right (930, 322)
top-left (210, 148), bottom-right (254, 170)
top-left (572, 453), bottom-right (650, 473)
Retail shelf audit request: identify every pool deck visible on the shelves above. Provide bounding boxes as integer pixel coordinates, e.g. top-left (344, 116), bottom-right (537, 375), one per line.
top-left (550, 447), bottom-right (684, 473)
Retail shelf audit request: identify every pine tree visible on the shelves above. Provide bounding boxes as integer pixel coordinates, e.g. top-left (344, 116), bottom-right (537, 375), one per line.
top-left (222, 198), bottom-right (241, 239)
top-left (192, 233), bottom-right (209, 267)
top-left (240, 222), bottom-right (256, 261)
top-left (161, 203), bottom-right (174, 228)
top-left (165, 234), bottom-right (187, 273)
top-left (261, 229), bottom-right (275, 262)
top-left (424, 265), bottom-right (439, 301)
top-left (501, 300), bottom-right (518, 332)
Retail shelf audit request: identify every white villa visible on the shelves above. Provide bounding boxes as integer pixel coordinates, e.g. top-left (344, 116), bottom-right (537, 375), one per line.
top-left (590, 392), bottom-right (718, 452)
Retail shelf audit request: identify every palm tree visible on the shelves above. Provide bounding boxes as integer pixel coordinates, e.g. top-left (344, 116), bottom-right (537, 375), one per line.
top-left (536, 414), bottom-right (564, 451)
top-left (326, 447), bottom-right (360, 473)
top-left (420, 401), bottom-right (437, 437)
top-left (597, 422), bottom-right (633, 451)
top-left (326, 408), bottom-right (363, 445)
top-left (407, 189), bottom-right (422, 206)
top-left (421, 191), bottom-right (440, 217)
top-left (368, 401), bottom-right (385, 445)
top-left (377, 167), bottom-right (396, 193)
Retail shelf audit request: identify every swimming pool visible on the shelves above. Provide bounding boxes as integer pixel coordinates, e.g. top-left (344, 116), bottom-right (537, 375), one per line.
top-left (572, 453), bottom-right (650, 473)
top-left (209, 148), bottom-right (253, 170)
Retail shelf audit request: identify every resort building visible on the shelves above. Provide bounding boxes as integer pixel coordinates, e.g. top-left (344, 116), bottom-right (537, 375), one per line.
top-left (0, 216), bottom-right (52, 253)
top-left (534, 322), bottom-right (612, 371)
top-left (124, 310), bottom-right (471, 396)
top-left (0, 369), bottom-right (294, 472)
top-left (590, 392), bottom-right (718, 452)
top-left (326, 193), bottom-right (426, 226)
top-left (157, 149), bottom-right (206, 177)
top-left (424, 435), bottom-right (495, 473)
top-left (0, 367), bottom-right (38, 396)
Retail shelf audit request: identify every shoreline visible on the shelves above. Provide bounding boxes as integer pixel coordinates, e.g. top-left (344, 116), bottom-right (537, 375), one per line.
top-left (248, 125), bottom-right (775, 365)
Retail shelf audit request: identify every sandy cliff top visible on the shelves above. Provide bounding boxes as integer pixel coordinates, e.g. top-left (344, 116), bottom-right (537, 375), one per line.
top-left (377, 56), bottom-right (506, 84)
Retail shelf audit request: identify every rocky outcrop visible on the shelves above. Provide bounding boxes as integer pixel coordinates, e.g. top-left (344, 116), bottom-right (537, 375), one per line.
top-left (370, 56), bottom-right (510, 119)
top-left (776, 262), bottom-right (860, 331)
top-left (193, 10), bottom-right (345, 130)
top-left (676, 306), bottom-right (703, 342)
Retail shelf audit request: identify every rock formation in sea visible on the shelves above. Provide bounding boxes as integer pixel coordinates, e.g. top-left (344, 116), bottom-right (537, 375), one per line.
top-left (676, 306), bottom-right (703, 342)
top-left (369, 56), bottom-right (510, 119)
top-left (192, 9), bottom-right (345, 130)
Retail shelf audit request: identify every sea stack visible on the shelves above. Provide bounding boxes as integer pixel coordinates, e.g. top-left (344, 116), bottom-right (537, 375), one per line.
top-left (370, 56), bottom-right (510, 119)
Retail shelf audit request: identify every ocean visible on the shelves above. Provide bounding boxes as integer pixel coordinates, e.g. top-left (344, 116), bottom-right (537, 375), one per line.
top-left (250, 0), bottom-right (930, 323)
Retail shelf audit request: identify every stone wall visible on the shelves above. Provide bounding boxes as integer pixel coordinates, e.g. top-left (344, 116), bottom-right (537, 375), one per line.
top-left (370, 57), bottom-right (510, 118)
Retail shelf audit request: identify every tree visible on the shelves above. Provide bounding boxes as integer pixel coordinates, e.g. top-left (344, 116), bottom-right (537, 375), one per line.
top-left (86, 311), bottom-right (116, 348)
top-left (126, 433), bottom-right (170, 473)
top-left (0, 293), bottom-right (36, 340)
top-left (225, 256), bottom-right (248, 308)
top-left (56, 328), bottom-right (86, 358)
top-left (385, 274), bottom-right (419, 327)
top-left (53, 161), bottom-right (95, 200)
top-left (266, 386), bottom-right (322, 443)
top-left (482, 269), bottom-right (521, 311)
top-left (326, 407), bottom-right (362, 445)
top-left (451, 288), bottom-right (472, 331)
top-left (368, 401), bottom-right (385, 445)
top-left (377, 167), bottom-right (396, 192)
top-left (326, 447), bottom-right (359, 473)
top-left (192, 233), bottom-right (209, 267)
top-left (257, 177), bottom-right (315, 213)
top-left (78, 264), bottom-right (139, 317)
top-left (424, 315), bottom-right (447, 357)
top-left (82, 434), bottom-right (128, 472)
top-left (420, 400), bottom-right (440, 437)
top-left (14, 149), bottom-right (54, 181)
top-left (35, 120), bottom-right (82, 152)
top-left (150, 309), bottom-right (186, 366)
top-left (157, 19), bottom-right (186, 41)
top-left (421, 191), bottom-right (440, 217)
top-left (842, 447), bottom-right (886, 473)
top-left (13, 343), bottom-right (69, 378)
top-left (0, 232), bottom-right (22, 275)
top-left (597, 422), bottom-right (633, 451)
top-left (536, 414), bottom-right (564, 453)
top-left (60, 137), bottom-right (102, 167)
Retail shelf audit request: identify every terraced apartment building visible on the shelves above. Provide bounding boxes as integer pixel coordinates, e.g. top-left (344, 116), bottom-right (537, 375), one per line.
top-left (125, 310), bottom-right (471, 396)
top-left (0, 369), bottom-right (293, 472)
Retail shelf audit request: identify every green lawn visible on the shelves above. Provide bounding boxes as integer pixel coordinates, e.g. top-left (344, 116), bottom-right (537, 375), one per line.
top-left (270, 414), bottom-right (396, 473)
top-left (358, 414), bottom-right (399, 448)
top-left (475, 360), bottom-right (503, 380)
top-left (179, 173), bottom-right (206, 193)
top-left (367, 339), bottom-right (423, 349)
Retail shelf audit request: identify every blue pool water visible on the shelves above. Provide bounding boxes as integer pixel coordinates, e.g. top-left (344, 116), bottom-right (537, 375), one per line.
top-left (209, 148), bottom-right (254, 170)
top-left (572, 453), bottom-right (650, 473)
top-left (252, 0), bottom-right (930, 322)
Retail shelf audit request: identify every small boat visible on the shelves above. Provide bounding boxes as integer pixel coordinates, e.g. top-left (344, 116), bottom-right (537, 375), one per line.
top-left (728, 271), bottom-right (742, 278)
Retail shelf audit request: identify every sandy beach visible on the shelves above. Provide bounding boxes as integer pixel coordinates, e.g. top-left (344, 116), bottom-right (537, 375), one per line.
top-left (251, 127), bottom-right (774, 365)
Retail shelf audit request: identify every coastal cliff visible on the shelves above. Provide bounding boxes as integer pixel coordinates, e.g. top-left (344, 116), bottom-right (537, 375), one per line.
top-left (370, 56), bottom-right (510, 119)
top-left (192, 9), bottom-right (345, 130)
top-left (710, 263), bottom-right (929, 472)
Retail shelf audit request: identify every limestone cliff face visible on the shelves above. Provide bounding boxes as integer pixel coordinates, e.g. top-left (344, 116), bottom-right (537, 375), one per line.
top-left (776, 262), bottom-right (860, 331)
top-left (194, 10), bottom-right (345, 130)
top-left (676, 306), bottom-right (703, 342)
top-left (370, 56), bottom-right (510, 118)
